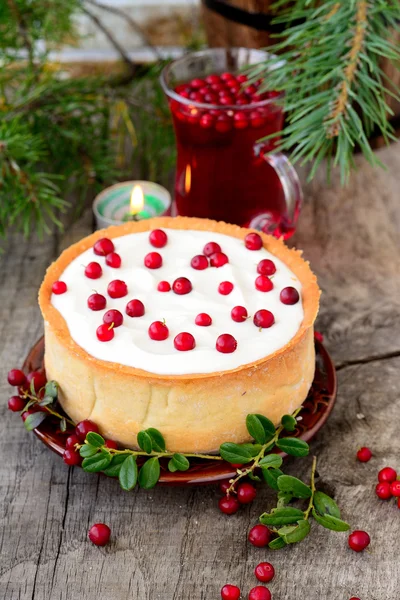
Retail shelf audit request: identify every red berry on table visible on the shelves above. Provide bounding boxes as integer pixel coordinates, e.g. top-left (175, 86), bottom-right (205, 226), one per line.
top-left (174, 332), bottom-right (196, 352)
top-left (93, 237), bottom-right (114, 256)
top-left (254, 562), bottom-right (275, 583)
top-left (85, 262), bottom-right (102, 279)
top-left (253, 310), bottom-right (275, 329)
top-left (221, 584), bottom-right (241, 600)
top-left (88, 523), bottom-right (111, 547)
top-left (26, 370), bottom-right (47, 392)
top-left (144, 252), bottom-right (162, 269)
top-left (52, 281), bottom-right (67, 294)
top-left (375, 482), bottom-right (392, 500)
top-left (7, 368), bottom-right (26, 387)
top-left (314, 331), bottom-right (324, 343)
top-left (255, 275), bottom-right (273, 292)
top-left (390, 480), bottom-right (400, 497)
top-left (200, 113), bottom-right (215, 128)
top-left (87, 293), bottom-right (106, 311)
top-left (248, 586), bottom-right (271, 600)
top-left (172, 277), bottom-right (192, 295)
top-left (107, 279), bottom-right (128, 299)
top-left (203, 241), bottom-right (221, 256)
top-left (231, 306), bottom-right (248, 322)
top-left (248, 524), bottom-right (271, 548)
top-left (257, 259), bottom-right (276, 276)
top-left (65, 434), bottom-right (80, 449)
top-left (103, 309), bottom-right (123, 328)
top-left (349, 598), bottom-right (361, 600)
top-left (149, 229), bottom-right (168, 248)
top-left (105, 252), bottom-right (122, 268)
top-left (210, 252), bottom-right (229, 268)
top-left (8, 395), bottom-right (26, 412)
top-left (75, 419), bottom-right (99, 441)
top-left (104, 439), bottom-right (118, 450)
top-left (245, 232), bottom-right (263, 250)
top-left (398, 498), bottom-right (400, 509)
top-left (215, 114), bottom-right (233, 133)
top-left (126, 299), bottom-right (145, 317)
top-left (348, 530), bottom-right (370, 552)
top-left (356, 447), bottom-right (372, 462)
top-left (96, 324), bottom-right (114, 342)
top-left (63, 449), bottom-right (81, 466)
top-left (157, 281), bottom-right (171, 292)
top-left (280, 286), bottom-right (300, 305)
top-left (191, 254), bottom-right (209, 270)
top-left (237, 482), bottom-right (257, 504)
top-left (219, 479), bottom-right (233, 495)
top-left (216, 334), bottom-right (237, 354)
top-left (195, 313), bottom-right (212, 327)
top-left (378, 467), bottom-right (397, 483)
top-left (218, 495), bottom-right (240, 515)
top-left (149, 321), bottom-right (169, 341)
top-left (218, 281), bottom-right (234, 295)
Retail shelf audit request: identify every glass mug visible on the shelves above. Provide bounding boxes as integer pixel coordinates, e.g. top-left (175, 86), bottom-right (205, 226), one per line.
top-left (160, 48), bottom-right (302, 239)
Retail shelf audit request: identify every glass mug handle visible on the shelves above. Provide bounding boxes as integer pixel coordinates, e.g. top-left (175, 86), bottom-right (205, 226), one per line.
top-left (248, 149), bottom-right (303, 238)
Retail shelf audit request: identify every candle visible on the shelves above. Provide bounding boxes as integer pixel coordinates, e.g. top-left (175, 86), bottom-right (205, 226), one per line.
top-left (92, 180), bottom-right (172, 230)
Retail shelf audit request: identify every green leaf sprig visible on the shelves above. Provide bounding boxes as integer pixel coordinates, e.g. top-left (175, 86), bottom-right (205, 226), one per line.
top-left (19, 380), bottom-right (74, 432)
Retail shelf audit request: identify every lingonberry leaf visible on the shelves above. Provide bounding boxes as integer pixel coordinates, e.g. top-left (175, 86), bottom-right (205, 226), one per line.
top-left (86, 432), bottom-right (105, 448)
top-left (276, 437), bottom-right (309, 457)
top-left (44, 380), bottom-right (58, 399)
top-left (24, 411), bottom-right (47, 431)
top-left (137, 430), bottom-right (153, 454)
top-left (103, 454), bottom-right (130, 477)
top-left (260, 507), bottom-right (305, 526)
top-left (82, 450), bottom-right (112, 473)
top-left (261, 467), bottom-right (284, 490)
top-left (248, 472), bottom-right (261, 482)
top-left (313, 491), bottom-right (341, 518)
top-left (170, 453), bottom-right (190, 472)
top-left (118, 455), bottom-right (138, 490)
top-left (278, 519), bottom-right (311, 544)
top-left (219, 442), bottom-right (253, 464)
top-left (247, 414), bottom-right (276, 443)
top-left (240, 443), bottom-right (263, 457)
top-left (79, 444), bottom-right (98, 458)
top-left (39, 395), bottom-right (55, 407)
top-left (312, 510), bottom-right (350, 532)
top-left (277, 490), bottom-right (293, 507)
top-left (281, 414), bottom-right (297, 432)
top-left (145, 428), bottom-right (166, 452)
top-left (59, 417), bottom-right (67, 432)
top-left (268, 537), bottom-right (287, 550)
top-left (168, 459), bottom-right (178, 473)
top-left (246, 414), bottom-right (268, 444)
top-left (138, 457), bottom-right (160, 489)
top-left (277, 475), bottom-right (312, 499)
top-left (259, 454), bottom-right (283, 469)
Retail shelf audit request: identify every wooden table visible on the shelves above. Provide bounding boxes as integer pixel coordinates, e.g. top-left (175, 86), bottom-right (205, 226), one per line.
top-left (1, 144), bottom-right (400, 600)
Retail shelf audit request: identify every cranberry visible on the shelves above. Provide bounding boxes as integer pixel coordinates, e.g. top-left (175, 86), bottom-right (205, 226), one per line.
top-left (105, 439), bottom-right (118, 449)
top-left (157, 281), bottom-right (171, 292)
top-left (215, 114), bottom-right (232, 133)
top-left (218, 495), bottom-right (240, 515)
top-left (237, 95), bottom-right (250, 105)
top-left (244, 232), bottom-right (263, 250)
top-left (96, 324), bottom-right (114, 342)
top-left (253, 310), bottom-right (275, 329)
top-left (378, 467), bottom-right (397, 483)
top-left (195, 313), bottom-right (212, 326)
top-left (63, 449), bottom-right (81, 466)
top-left (390, 481), bottom-right (400, 497)
top-left (280, 287), bottom-right (300, 305)
top-left (349, 598), bottom-right (361, 600)
top-left (255, 275), bottom-right (273, 292)
top-left (203, 241), bottom-right (221, 256)
top-left (218, 281), bottom-right (234, 295)
top-left (356, 447), bottom-right (372, 462)
top-left (220, 72), bottom-right (234, 82)
top-left (200, 113), bottom-right (215, 128)
top-left (248, 586), bottom-right (271, 600)
top-left (107, 279), bottom-right (128, 299)
top-left (314, 331), bottom-right (324, 343)
top-left (105, 252), bottom-right (121, 268)
top-left (87, 293), bottom-right (106, 311)
top-left (189, 91), bottom-right (203, 103)
top-left (348, 530), bottom-right (370, 552)
top-left (190, 78), bottom-right (205, 89)
top-left (126, 299), bottom-right (145, 317)
top-left (248, 524), bottom-right (271, 548)
top-left (398, 498), bottom-right (400, 509)
top-left (52, 281), bottom-right (67, 294)
top-left (93, 237), bottom-right (114, 256)
top-left (231, 306), bottom-right (248, 322)
top-left (237, 74), bottom-right (248, 83)
top-left (149, 229), bottom-right (168, 248)
top-left (88, 523), bottom-right (111, 546)
top-left (65, 434), bottom-right (80, 449)
top-left (205, 74), bottom-right (220, 85)
top-left (85, 262), bottom-right (102, 279)
top-left (219, 480), bottom-right (234, 494)
top-left (250, 111), bottom-right (266, 128)
top-left (26, 370), bottom-right (47, 391)
top-left (232, 111), bottom-right (248, 129)
top-left (375, 482), bottom-right (392, 500)
top-left (174, 332), bottom-right (196, 352)
top-left (257, 259), bottom-right (276, 276)
top-left (210, 252), bottom-right (229, 268)
top-left (220, 95), bottom-right (234, 106)
top-left (8, 395), bottom-right (26, 412)
top-left (237, 482), bottom-right (257, 504)
top-left (7, 368), bottom-right (26, 387)
top-left (144, 252), bottom-right (162, 269)
top-left (75, 419), bottom-right (99, 441)
top-left (149, 321), bottom-right (169, 341)
top-left (172, 277), bottom-right (192, 295)
top-left (191, 255), bottom-right (209, 270)
top-left (221, 584), bottom-right (241, 600)
top-left (103, 309), bottom-right (123, 328)
top-left (254, 563), bottom-right (275, 583)
top-left (216, 334), bottom-right (237, 354)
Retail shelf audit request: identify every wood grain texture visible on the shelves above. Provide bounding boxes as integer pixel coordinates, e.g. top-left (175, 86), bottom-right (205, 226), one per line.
top-left (1, 143), bottom-right (400, 600)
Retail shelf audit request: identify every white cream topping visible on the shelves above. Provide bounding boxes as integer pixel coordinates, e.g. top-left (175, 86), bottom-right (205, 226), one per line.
top-left (51, 229), bottom-right (304, 375)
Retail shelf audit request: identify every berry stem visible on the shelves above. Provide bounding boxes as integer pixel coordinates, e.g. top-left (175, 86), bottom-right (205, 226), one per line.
top-left (304, 455), bottom-right (317, 520)
top-left (20, 390), bottom-right (75, 426)
top-left (77, 443), bottom-right (223, 462)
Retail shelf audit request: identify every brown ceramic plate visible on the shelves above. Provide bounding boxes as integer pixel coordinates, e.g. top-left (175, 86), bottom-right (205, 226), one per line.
top-left (23, 336), bottom-right (336, 485)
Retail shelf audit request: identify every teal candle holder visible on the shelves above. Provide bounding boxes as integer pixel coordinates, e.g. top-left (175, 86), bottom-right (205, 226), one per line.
top-left (93, 180), bottom-right (172, 229)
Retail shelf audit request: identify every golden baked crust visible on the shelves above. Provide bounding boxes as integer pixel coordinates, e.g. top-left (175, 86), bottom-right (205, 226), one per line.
top-left (39, 217), bottom-right (320, 452)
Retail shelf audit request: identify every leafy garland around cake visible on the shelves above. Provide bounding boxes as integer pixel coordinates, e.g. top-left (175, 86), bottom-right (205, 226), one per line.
top-left (14, 378), bottom-right (350, 550)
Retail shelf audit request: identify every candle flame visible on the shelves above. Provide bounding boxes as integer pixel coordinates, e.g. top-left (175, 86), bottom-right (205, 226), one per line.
top-left (184, 164), bottom-right (191, 194)
top-left (130, 185), bottom-right (144, 215)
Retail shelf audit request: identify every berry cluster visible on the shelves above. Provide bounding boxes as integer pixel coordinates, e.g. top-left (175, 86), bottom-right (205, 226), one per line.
top-left (7, 368), bottom-right (47, 413)
top-left (221, 557), bottom-right (275, 600)
top-left (356, 446), bottom-right (400, 508)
